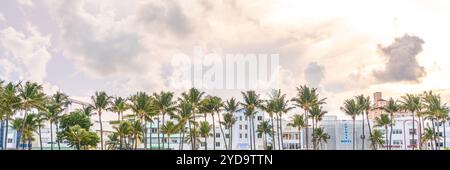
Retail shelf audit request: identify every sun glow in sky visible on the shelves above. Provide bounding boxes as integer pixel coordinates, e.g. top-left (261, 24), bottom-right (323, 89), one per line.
top-left (1, 0), bottom-right (450, 120)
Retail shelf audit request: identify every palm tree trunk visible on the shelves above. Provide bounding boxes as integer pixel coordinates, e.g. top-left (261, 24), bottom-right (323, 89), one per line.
top-left (279, 114), bottom-right (284, 150)
top-left (362, 113), bottom-right (365, 150)
top-left (252, 116), bottom-right (256, 150)
top-left (418, 116), bottom-right (422, 149)
top-left (437, 121), bottom-right (441, 150)
top-left (144, 120), bottom-right (148, 150)
top-left (181, 128), bottom-right (185, 150)
top-left (38, 126), bottom-right (43, 150)
top-left (229, 125), bottom-right (233, 150)
top-left (443, 121), bottom-right (447, 149)
top-left (412, 111), bottom-right (416, 150)
top-left (298, 128), bottom-right (302, 150)
top-left (99, 112), bottom-right (104, 150)
top-left (304, 109), bottom-right (309, 150)
top-left (167, 135), bottom-right (170, 150)
top-left (389, 113), bottom-right (393, 150)
top-left (28, 139), bottom-right (32, 150)
top-left (270, 116), bottom-right (276, 150)
top-left (217, 113), bottom-right (227, 150)
top-left (365, 110), bottom-right (374, 150)
top-left (432, 119), bottom-right (437, 150)
top-left (352, 118), bottom-right (355, 150)
top-left (50, 121), bottom-right (53, 150)
top-left (56, 122), bottom-right (61, 150)
top-left (276, 114), bottom-right (281, 150)
top-left (204, 136), bottom-right (208, 150)
top-left (193, 112), bottom-right (197, 150)
top-left (149, 122), bottom-right (153, 150)
top-left (4, 119), bottom-right (9, 150)
top-left (162, 113), bottom-right (166, 149)
top-left (312, 116), bottom-right (315, 150)
top-left (385, 126), bottom-right (388, 150)
top-left (157, 118), bottom-right (161, 150)
top-left (19, 109), bottom-right (29, 150)
top-left (248, 117), bottom-right (252, 150)
top-left (212, 114), bottom-right (216, 150)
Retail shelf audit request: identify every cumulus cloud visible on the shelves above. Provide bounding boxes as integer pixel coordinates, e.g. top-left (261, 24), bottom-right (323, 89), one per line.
top-left (0, 23), bottom-right (52, 83)
top-left (304, 62), bottom-right (325, 88)
top-left (373, 34), bottom-right (426, 83)
top-left (0, 13), bottom-right (5, 23)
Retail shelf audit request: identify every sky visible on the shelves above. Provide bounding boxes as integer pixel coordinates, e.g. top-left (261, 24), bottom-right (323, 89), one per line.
top-left (1, 0), bottom-right (450, 120)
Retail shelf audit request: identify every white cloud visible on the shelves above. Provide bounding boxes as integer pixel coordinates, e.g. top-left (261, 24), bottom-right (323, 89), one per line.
top-left (0, 13), bottom-right (5, 23)
top-left (16, 0), bottom-right (33, 7)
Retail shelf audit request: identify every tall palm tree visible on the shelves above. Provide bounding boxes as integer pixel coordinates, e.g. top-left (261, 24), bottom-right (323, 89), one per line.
top-left (292, 85), bottom-right (326, 150)
top-left (109, 97), bottom-right (128, 121)
top-left (161, 121), bottom-right (177, 150)
top-left (112, 121), bottom-right (132, 150)
top-left (90, 91), bottom-right (111, 150)
top-left (35, 112), bottom-right (47, 150)
top-left (153, 91), bottom-right (177, 149)
top-left (0, 82), bottom-right (21, 150)
top-left (399, 94), bottom-right (421, 150)
top-left (257, 121), bottom-right (273, 150)
top-left (287, 114), bottom-right (306, 150)
top-left (341, 99), bottom-right (359, 150)
top-left (308, 104), bottom-right (327, 149)
top-left (437, 109), bottom-right (449, 149)
top-left (312, 127), bottom-right (330, 150)
top-left (356, 95), bottom-right (371, 150)
top-left (18, 82), bottom-right (46, 150)
top-left (51, 92), bottom-right (71, 150)
top-left (374, 114), bottom-right (392, 150)
top-left (16, 114), bottom-right (39, 150)
top-left (185, 126), bottom-right (200, 149)
top-left (129, 92), bottom-right (155, 150)
top-left (381, 98), bottom-right (400, 150)
top-left (272, 90), bottom-right (294, 150)
top-left (180, 88), bottom-right (205, 150)
top-left (369, 129), bottom-right (385, 150)
top-left (240, 91), bottom-right (263, 150)
top-left (199, 96), bottom-right (223, 150)
top-left (199, 121), bottom-right (212, 150)
top-left (174, 100), bottom-right (195, 150)
top-left (223, 98), bottom-right (238, 150)
top-left (130, 120), bottom-right (144, 150)
top-left (42, 102), bottom-right (62, 150)
top-left (422, 92), bottom-right (447, 150)
top-left (421, 127), bottom-right (440, 150)
top-left (261, 99), bottom-right (277, 150)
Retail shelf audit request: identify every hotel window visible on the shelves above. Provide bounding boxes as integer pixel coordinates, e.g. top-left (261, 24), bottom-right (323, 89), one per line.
top-left (393, 129), bottom-right (402, 134)
top-left (216, 133), bottom-right (221, 138)
top-left (225, 134), bottom-right (230, 138)
top-left (258, 134), bottom-right (262, 138)
top-left (409, 139), bottom-right (417, 145)
top-left (245, 125), bottom-right (248, 130)
top-left (7, 139), bottom-right (12, 143)
top-left (240, 134), bottom-right (242, 139)
top-left (245, 133), bottom-right (248, 138)
top-left (245, 117), bottom-right (248, 121)
top-left (239, 125), bottom-right (242, 130)
top-left (257, 116), bottom-right (263, 121)
top-left (393, 140), bottom-right (403, 145)
top-left (240, 116), bottom-right (242, 121)
top-left (436, 132), bottom-right (443, 137)
top-left (409, 129), bottom-right (417, 135)
top-left (216, 142), bottom-right (221, 147)
top-left (201, 142), bottom-right (206, 147)
top-left (172, 139), bottom-right (178, 143)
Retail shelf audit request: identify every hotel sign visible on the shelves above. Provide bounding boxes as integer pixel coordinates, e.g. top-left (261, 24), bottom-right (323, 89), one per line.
top-left (340, 122), bottom-right (352, 144)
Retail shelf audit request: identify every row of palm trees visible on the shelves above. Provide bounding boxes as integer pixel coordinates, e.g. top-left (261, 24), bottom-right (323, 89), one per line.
top-left (342, 91), bottom-right (449, 150)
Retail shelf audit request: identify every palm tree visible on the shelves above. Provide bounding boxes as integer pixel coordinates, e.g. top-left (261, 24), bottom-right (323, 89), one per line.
top-left (292, 85), bottom-right (326, 150)
top-left (199, 121), bottom-right (212, 150)
top-left (261, 99), bottom-right (277, 150)
top-left (257, 121), bottom-right (273, 150)
top-left (287, 114), bottom-right (306, 150)
top-left (90, 91), bottom-right (111, 150)
top-left (341, 99), bottom-right (359, 150)
top-left (35, 112), bottom-right (46, 150)
top-left (129, 92), bottom-right (155, 150)
top-left (272, 90), bottom-right (294, 150)
top-left (308, 104), bottom-right (327, 149)
top-left (106, 133), bottom-right (120, 150)
top-left (109, 97), bottom-right (128, 121)
top-left (381, 98), bottom-right (400, 150)
top-left (369, 129), bottom-right (385, 150)
top-left (180, 88), bottom-right (205, 150)
top-left (437, 109), bottom-right (449, 149)
top-left (130, 120), bottom-right (144, 150)
top-left (200, 96), bottom-right (224, 150)
top-left (374, 114), bottom-right (392, 150)
top-left (18, 82), bottom-right (46, 150)
top-left (312, 127), bottom-right (330, 150)
top-left (0, 82), bottom-right (21, 150)
top-left (211, 97), bottom-right (227, 150)
top-left (161, 121), bottom-right (177, 150)
top-left (173, 100), bottom-right (195, 150)
top-left (240, 91), bottom-right (263, 150)
top-left (223, 98), bottom-right (239, 150)
top-left (42, 102), bottom-right (62, 150)
top-left (14, 114), bottom-right (39, 150)
top-left (399, 94), bottom-right (421, 150)
top-left (51, 92), bottom-right (71, 150)
top-left (356, 95), bottom-right (371, 150)
top-left (153, 91), bottom-right (177, 149)
top-left (112, 121), bottom-right (132, 150)
top-left (422, 92), bottom-right (447, 150)
top-left (185, 127), bottom-right (200, 149)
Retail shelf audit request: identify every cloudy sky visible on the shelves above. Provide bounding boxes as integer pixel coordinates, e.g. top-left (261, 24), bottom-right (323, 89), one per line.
top-left (1, 0), bottom-right (450, 120)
